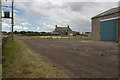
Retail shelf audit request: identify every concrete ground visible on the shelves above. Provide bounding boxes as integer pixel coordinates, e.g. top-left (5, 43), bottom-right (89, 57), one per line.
top-left (18, 37), bottom-right (118, 78)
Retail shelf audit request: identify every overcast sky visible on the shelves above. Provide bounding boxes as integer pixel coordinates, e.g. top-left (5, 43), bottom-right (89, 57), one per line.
top-left (2, 0), bottom-right (119, 32)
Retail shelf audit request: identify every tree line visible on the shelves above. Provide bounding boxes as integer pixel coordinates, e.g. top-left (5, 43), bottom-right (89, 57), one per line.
top-left (4, 31), bottom-right (57, 36)
top-left (2, 31), bottom-right (91, 36)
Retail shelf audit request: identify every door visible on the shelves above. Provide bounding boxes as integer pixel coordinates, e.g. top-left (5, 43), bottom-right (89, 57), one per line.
top-left (100, 19), bottom-right (116, 41)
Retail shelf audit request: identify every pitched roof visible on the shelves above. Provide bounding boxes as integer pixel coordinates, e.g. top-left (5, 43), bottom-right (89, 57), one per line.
top-left (55, 27), bottom-right (72, 31)
top-left (92, 7), bottom-right (120, 19)
top-left (57, 27), bottom-right (68, 30)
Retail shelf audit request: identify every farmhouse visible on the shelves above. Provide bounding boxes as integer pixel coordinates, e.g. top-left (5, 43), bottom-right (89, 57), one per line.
top-left (52, 25), bottom-right (78, 36)
top-left (92, 7), bottom-right (120, 42)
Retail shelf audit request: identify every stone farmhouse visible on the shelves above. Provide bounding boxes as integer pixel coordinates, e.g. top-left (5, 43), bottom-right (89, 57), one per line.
top-left (51, 25), bottom-right (78, 36)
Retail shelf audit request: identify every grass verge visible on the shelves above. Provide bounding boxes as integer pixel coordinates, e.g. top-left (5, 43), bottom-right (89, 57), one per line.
top-left (2, 37), bottom-right (68, 78)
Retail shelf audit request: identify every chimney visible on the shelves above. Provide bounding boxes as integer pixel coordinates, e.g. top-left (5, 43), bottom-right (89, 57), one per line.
top-left (55, 25), bottom-right (57, 28)
top-left (67, 25), bottom-right (69, 28)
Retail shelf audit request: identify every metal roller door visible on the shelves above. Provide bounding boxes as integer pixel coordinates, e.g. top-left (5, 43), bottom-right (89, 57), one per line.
top-left (100, 19), bottom-right (116, 41)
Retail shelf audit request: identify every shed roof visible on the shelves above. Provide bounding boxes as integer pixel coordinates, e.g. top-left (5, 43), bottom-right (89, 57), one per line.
top-left (92, 7), bottom-right (120, 19)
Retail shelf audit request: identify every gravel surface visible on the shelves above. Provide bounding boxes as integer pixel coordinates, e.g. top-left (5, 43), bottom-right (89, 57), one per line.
top-left (17, 36), bottom-right (118, 78)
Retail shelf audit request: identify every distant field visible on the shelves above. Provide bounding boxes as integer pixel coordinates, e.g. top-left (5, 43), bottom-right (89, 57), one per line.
top-left (2, 37), bottom-right (68, 78)
top-left (22, 36), bottom-right (91, 39)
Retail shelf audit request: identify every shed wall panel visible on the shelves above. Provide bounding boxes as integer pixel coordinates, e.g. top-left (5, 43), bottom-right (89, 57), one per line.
top-left (116, 19), bottom-right (119, 42)
top-left (92, 18), bottom-right (100, 41)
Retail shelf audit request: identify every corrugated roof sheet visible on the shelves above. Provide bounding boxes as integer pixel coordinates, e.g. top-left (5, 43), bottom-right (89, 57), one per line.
top-left (92, 7), bottom-right (120, 19)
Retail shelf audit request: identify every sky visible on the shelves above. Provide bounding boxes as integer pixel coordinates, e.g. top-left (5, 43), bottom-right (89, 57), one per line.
top-left (1, 0), bottom-right (119, 33)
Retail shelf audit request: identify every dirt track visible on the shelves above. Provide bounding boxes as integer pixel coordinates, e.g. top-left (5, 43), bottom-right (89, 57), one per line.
top-left (18, 37), bottom-right (118, 78)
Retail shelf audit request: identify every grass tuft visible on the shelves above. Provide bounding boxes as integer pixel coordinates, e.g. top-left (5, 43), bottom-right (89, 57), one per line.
top-left (22, 70), bottom-right (31, 75)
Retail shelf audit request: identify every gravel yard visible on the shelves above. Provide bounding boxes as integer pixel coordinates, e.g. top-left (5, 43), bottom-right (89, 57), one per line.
top-left (18, 37), bottom-right (118, 78)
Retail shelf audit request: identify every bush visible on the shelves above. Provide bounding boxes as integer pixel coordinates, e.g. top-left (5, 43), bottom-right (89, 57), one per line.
top-left (73, 33), bottom-right (77, 36)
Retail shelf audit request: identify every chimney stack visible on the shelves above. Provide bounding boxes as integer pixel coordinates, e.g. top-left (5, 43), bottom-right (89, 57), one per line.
top-left (55, 25), bottom-right (57, 28)
top-left (67, 25), bottom-right (69, 28)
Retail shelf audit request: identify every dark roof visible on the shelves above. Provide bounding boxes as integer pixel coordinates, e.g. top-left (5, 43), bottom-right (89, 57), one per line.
top-left (57, 27), bottom-right (68, 30)
top-left (55, 27), bottom-right (72, 31)
top-left (92, 7), bottom-right (120, 19)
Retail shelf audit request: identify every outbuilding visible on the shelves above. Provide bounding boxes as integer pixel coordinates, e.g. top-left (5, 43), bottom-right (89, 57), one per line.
top-left (92, 7), bottom-right (120, 42)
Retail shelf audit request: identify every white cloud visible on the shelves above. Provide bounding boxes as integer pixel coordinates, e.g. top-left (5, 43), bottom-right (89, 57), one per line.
top-left (2, 22), bottom-right (29, 30)
top-left (14, 25), bottom-right (28, 30)
top-left (65, 20), bottom-right (70, 22)
top-left (14, 13), bottom-right (31, 27)
top-left (2, 22), bottom-right (11, 29)
top-left (14, 10), bottom-right (19, 13)
top-left (21, 22), bottom-right (31, 26)
top-left (37, 27), bottom-right (40, 31)
top-left (14, 13), bottom-right (26, 24)
top-left (42, 23), bottom-right (54, 32)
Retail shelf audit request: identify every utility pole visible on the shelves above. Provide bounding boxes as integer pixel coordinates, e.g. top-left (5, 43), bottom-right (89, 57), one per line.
top-left (11, 0), bottom-right (14, 40)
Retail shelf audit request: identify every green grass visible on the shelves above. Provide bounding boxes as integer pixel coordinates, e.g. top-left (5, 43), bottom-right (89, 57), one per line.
top-left (2, 37), bottom-right (68, 78)
top-left (22, 70), bottom-right (31, 75)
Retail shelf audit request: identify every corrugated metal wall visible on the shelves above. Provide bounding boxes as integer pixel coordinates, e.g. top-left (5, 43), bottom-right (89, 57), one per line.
top-left (92, 18), bottom-right (101, 41)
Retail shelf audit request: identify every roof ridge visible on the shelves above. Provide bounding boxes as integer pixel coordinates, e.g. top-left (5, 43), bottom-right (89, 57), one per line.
top-left (57, 27), bottom-right (67, 28)
top-left (92, 7), bottom-right (119, 19)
